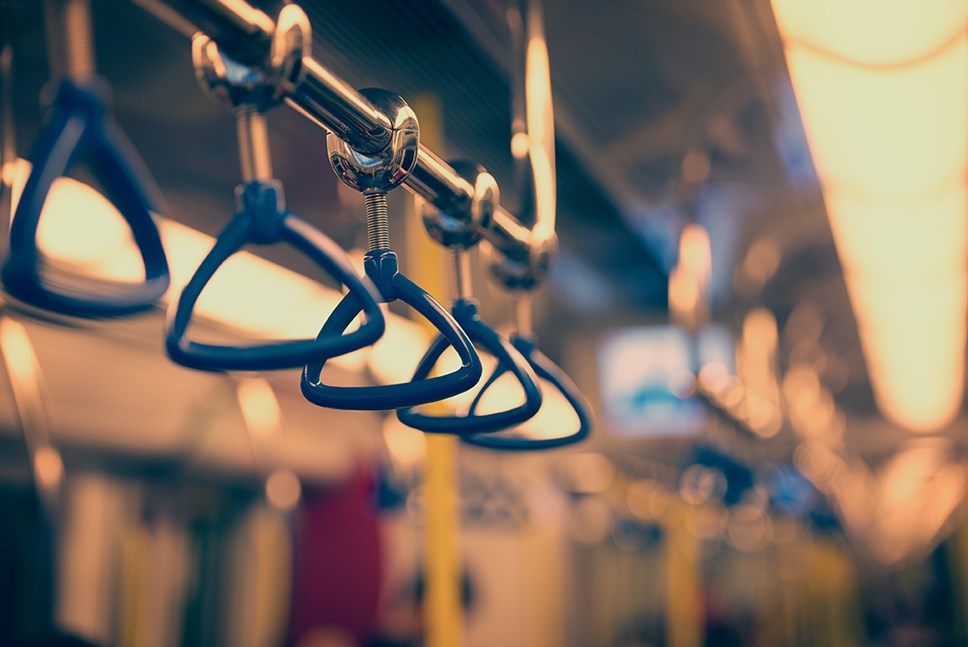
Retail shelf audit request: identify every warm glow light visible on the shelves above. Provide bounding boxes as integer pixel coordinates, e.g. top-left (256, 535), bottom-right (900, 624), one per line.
top-left (36, 181), bottom-right (140, 278)
top-left (784, 361), bottom-right (847, 445)
top-left (743, 309), bottom-right (777, 352)
top-left (861, 440), bottom-right (966, 563)
top-left (8, 159), bottom-right (143, 282)
top-left (772, 1), bottom-right (968, 431)
top-left (265, 468), bottom-right (301, 510)
top-left (721, 386), bottom-right (746, 413)
top-left (735, 237), bottom-right (781, 294)
top-left (236, 377), bottom-right (282, 438)
top-left (382, 416), bottom-right (427, 471)
top-left (161, 219), bottom-right (346, 342)
top-left (746, 394), bottom-right (782, 437)
top-left (668, 267), bottom-right (699, 325)
top-left (679, 224), bottom-right (711, 280)
top-left (471, 371), bottom-right (579, 442)
top-left (785, 40), bottom-right (967, 198)
top-left (459, 362), bottom-right (524, 413)
top-left (669, 224), bottom-right (712, 329)
top-left (523, 379), bottom-right (578, 439)
top-left (783, 364), bottom-right (820, 409)
top-left (33, 445), bottom-right (64, 492)
top-left (525, 19), bottom-right (556, 238)
top-left (825, 188), bottom-right (968, 279)
top-left (160, 219), bottom-right (372, 373)
top-left (738, 308), bottom-right (780, 408)
top-left (732, 313), bottom-right (785, 436)
top-left (0, 319), bottom-right (61, 496)
top-left (668, 369), bottom-right (696, 398)
top-left (844, 268), bottom-right (966, 430)
top-left (795, 434), bottom-right (968, 564)
top-left (794, 440), bottom-right (851, 494)
top-left (366, 315), bottom-right (439, 386)
top-left (770, 0), bottom-right (968, 66)
top-left (510, 131), bottom-right (530, 160)
top-left (0, 317), bottom-right (40, 386)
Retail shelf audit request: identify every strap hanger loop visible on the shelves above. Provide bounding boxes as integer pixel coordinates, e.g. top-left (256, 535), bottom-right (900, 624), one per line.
top-left (301, 91), bottom-right (484, 411)
top-left (466, 0), bottom-right (592, 450)
top-left (165, 31), bottom-right (385, 371)
top-left (397, 161), bottom-right (543, 434)
top-left (460, 325), bottom-right (592, 451)
top-left (1, 0), bottom-right (171, 318)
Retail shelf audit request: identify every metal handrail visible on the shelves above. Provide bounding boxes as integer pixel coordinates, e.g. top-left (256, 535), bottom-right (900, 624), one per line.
top-left (130, 0), bottom-right (544, 269)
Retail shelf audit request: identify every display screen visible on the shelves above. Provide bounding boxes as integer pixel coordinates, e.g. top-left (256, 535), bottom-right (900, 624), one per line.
top-left (597, 325), bottom-right (734, 436)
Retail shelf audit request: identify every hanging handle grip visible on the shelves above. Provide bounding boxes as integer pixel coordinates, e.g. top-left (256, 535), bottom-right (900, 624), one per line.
top-left (396, 298), bottom-right (542, 434)
top-left (461, 334), bottom-right (591, 450)
top-left (165, 180), bottom-right (385, 371)
top-left (1, 80), bottom-right (170, 317)
top-left (301, 250), bottom-right (482, 410)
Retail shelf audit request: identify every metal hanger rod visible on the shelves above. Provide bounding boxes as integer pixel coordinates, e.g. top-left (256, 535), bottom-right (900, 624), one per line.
top-left (131, 0), bottom-right (537, 265)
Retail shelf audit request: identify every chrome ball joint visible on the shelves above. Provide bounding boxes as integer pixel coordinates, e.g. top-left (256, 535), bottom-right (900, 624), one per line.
top-left (326, 89), bottom-right (420, 253)
top-left (421, 161), bottom-right (498, 250)
top-left (486, 230), bottom-right (558, 291)
top-left (192, 3), bottom-right (309, 111)
top-left (327, 89), bottom-right (420, 197)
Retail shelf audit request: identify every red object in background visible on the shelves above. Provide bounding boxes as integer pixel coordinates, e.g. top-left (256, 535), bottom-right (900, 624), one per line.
top-left (289, 467), bottom-right (383, 645)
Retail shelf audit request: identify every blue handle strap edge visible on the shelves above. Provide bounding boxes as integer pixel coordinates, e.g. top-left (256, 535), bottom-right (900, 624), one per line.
top-left (165, 186), bottom-right (385, 371)
top-left (396, 300), bottom-right (542, 434)
top-left (1, 79), bottom-right (170, 318)
top-left (301, 271), bottom-right (483, 411)
top-left (461, 335), bottom-right (593, 450)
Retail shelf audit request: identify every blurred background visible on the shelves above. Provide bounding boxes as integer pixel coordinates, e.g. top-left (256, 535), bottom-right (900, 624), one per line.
top-left (0, 0), bottom-right (967, 645)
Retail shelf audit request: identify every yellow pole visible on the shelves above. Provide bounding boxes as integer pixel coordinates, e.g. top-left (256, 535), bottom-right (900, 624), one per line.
top-left (424, 433), bottom-right (462, 647)
top-left (405, 93), bottom-right (463, 647)
top-left (663, 503), bottom-right (703, 647)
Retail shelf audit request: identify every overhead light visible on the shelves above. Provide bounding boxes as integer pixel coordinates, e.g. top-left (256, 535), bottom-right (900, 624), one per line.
top-left (738, 308), bottom-right (780, 406)
top-left (236, 377), bottom-right (282, 439)
top-left (771, 1), bottom-right (968, 431)
top-left (265, 468), bottom-right (301, 511)
top-left (770, 0), bottom-right (968, 67)
top-left (669, 223), bottom-right (711, 329)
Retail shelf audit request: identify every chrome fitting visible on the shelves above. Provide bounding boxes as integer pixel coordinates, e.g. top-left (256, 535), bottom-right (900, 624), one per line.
top-left (486, 230), bottom-right (558, 291)
top-left (267, 3), bottom-right (311, 95)
top-left (192, 32), bottom-right (279, 111)
top-left (327, 89), bottom-right (419, 194)
top-left (421, 160), bottom-right (498, 250)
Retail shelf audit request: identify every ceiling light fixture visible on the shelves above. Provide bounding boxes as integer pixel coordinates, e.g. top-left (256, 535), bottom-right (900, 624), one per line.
top-left (770, 0), bottom-right (968, 431)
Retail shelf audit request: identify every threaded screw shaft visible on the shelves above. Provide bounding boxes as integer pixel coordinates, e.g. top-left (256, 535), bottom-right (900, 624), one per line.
top-left (45, 0), bottom-right (94, 81)
top-left (363, 190), bottom-right (390, 251)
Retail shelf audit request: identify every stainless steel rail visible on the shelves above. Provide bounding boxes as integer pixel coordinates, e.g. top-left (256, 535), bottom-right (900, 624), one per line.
top-left (131, 0), bottom-right (539, 265)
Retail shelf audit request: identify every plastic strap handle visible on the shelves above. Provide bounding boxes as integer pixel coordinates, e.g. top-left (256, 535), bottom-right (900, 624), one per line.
top-left (461, 334), bottom-right (592, 450)
top-left (166, 181), bottom-right (385, 371)
top-left (302, 258), bottom-right (483, 410)
top-left (396, 298), bottom-right (542, 434)
top-left (1, 79), bottom-right (170, 317)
